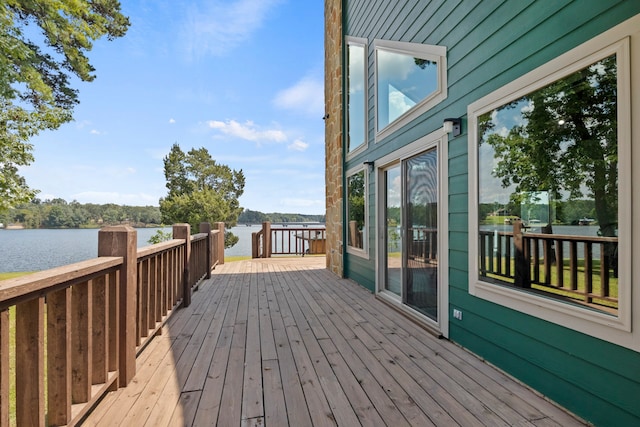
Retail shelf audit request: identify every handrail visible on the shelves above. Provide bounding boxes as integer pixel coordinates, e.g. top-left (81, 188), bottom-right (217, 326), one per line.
top-left (0, 221), bottom-right (225, 426)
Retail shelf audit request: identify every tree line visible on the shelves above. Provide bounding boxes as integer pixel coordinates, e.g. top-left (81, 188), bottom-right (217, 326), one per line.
top-left (0, 199), bottom-right (161, 229)
top-left (0, 200), bottom-right (325, 230)
top-left (238, 209), bottom-right (325, 224)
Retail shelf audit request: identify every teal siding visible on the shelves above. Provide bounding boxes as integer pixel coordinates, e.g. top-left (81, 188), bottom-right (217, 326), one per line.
top-left (342, 0), bottom-right (640, 425)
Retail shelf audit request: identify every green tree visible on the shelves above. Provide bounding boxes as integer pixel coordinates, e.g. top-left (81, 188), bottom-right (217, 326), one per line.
top-left (482, 55), bottom-right (617, 238)
top-left (0, 1), bottom-right (129, 211)
top-left (160, 143), bottom-right (245, 248)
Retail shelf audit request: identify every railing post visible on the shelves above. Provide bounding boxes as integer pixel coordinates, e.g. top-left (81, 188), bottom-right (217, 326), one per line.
top-left (215, 222), bottom-right (225, 265)
top-left (98, 225), bottom-right (137, 387)
top-left (200, 222), bottom-right (212, 278)
top-left (174, 223), bottom-right (191, 307)
top-left (263, 221), bottom-right (271, 258)
top-left (513, 220), bottom-right (531, 288)
top-left (252, 231), bottom-right (259, 258)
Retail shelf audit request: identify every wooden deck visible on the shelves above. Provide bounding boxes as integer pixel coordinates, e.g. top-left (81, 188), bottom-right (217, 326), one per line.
top-left (82, 257), bottom-right (585, 426)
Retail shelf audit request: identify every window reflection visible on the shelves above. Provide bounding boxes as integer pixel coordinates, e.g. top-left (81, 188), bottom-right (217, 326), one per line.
top-left (347, 170), bottom-right (365, 249)
top-left (376, 49), bottom-right (439, 130)
top-left (477, 54), bottom-right (619, 313)
top-left (347, 43), bottom-right (366, 152)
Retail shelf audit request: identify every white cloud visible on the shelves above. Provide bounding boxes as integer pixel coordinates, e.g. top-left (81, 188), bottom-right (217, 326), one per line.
top-left (288, 139), bottom-right (309, 152)
top-left (183, 0), bottom-right (281, 57)
top-left (90, 129), bottom-right (101, 135)
top-left (207, 119), bottom-right (287, 143)
top-left (273, 76), bottom-right (324, 116)
top-left (168, 118), bottom-right (176, 124)
top-left (75, 120), bottom-right (91, 129)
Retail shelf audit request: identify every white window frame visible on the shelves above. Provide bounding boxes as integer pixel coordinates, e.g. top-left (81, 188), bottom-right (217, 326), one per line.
top-left (374, 39), bottom-right (447, 142)
top-left (346, 165), bottom-right (369, 258)
top-left (468, 15), bottom-right (640, 351)
top-left (346, 36), bottom-right (368, 159)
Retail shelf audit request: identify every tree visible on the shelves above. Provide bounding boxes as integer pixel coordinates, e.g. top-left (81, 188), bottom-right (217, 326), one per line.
top-left (0, 1), bottom-right (129, 211)
top-left (160, 143), bottom-right (245, 248)
top-left (481, 55), bottom-right (618, 238)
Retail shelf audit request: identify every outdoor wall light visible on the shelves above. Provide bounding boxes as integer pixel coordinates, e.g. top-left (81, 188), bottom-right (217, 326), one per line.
top-left (363, 160), bottom-right (375, 172)
top-left (443, 117), bottom-right (462, 137)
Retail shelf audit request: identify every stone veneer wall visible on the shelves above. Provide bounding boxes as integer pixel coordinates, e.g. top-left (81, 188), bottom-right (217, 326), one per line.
top-left (324, 0), bottom-right (343, 276)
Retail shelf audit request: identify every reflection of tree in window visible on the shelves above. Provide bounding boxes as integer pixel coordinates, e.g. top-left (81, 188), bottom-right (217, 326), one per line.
top-left (479, 54), bottom-right (618, 242)
top-left (348, 171), bottom-right (365, 248)
top-left (414, 58), bottom-right (436, 69)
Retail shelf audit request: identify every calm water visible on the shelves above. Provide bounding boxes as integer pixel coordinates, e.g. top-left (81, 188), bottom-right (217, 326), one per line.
top-left (0, 225), bottom-right (259, 273)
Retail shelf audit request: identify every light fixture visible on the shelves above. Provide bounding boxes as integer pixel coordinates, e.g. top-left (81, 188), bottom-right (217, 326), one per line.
top-left (443, 117), bottom-right (462, 137)
top-left (363, 160), bottom-right (374, 172)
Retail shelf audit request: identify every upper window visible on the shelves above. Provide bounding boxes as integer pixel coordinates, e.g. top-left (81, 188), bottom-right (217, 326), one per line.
top-left (346, 167), bottom-right (367, 256)
top-left (374, 40), bottom-right (447, 141)
top-left (346, 37), bottom-right (367, 155)
top-left (468, 24), bottom-right (637, 350)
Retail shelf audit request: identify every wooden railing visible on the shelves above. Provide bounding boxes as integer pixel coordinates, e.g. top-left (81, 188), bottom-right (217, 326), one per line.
top-left (252, 221), bottom-right (326, 258)
top-left (479, 221), bottom-right (618, 311)
top-left (0, 221), bottom-right (224, 426)
top-left (408, 227), bottom-right (438, 262)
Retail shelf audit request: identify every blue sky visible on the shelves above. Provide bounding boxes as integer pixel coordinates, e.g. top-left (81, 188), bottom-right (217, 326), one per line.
top-left (23, 0), bottom-right (326, 215)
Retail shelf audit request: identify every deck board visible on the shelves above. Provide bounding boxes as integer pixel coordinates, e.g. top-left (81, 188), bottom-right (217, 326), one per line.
top-left (82, 257), bottom-right (586, 426)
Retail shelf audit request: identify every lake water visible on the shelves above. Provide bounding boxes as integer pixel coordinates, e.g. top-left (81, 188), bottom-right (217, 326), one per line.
top-left (0, 225), bottom-right (260, 273)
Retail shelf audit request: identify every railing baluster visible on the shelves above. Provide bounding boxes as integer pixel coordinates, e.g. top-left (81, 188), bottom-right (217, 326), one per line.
top-left (600, 242), bottom-right (609, 298)
top-left (584, 242), bottom-right (593, 303)
top-left (505, 234), bottom-right (511, 278)
top-left (543, 237), bottom-right (552, 285)
top-left (0, 309), bottom-right (8, 427)
top-left (47, 288), bottom-right (72, 425)
top-left (72, 279), bottom-right (93, 403)
top-left (148, 256), bottom-right (157, 330)
top-left (108, 271), bottom-right (119, 378)
top-left (496, 234), bottom-right (503, 275)
top-left (570, 241), bottom-right (578, 290)
top-left (532, 237), bottom-right (540, 284)
top-left (92, 275), bottom-right (108, 385)
top-left (16, 297), bottom-right (45, 426)
top-left (479, 233), bottom-right (487, 275)
top-left (556, 239), bottom-right (564, 288)
top-left (140, 258), bottom-right (149, 341)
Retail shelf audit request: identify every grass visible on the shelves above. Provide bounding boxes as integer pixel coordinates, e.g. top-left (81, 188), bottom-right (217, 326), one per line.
top-left (481, 215), bottom-right (520, 226)
top-left (224, 255), bottom-right (252, 263)
top-left (484, 257), bottom-right (618, 310)
top-left (0, 272), bottom-right (33, 281)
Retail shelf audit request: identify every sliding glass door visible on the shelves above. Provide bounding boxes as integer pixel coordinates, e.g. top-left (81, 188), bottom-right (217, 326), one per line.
top-left (380, 147), bottom-right (440, 323)
top-left (405, 149), bottom-right (439, 321)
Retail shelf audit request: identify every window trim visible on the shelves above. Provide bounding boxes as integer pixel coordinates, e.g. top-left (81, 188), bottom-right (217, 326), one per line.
top-left (467, 16), bottom-right (639, 351)
top-left (374, 39), bottom-right (447, 143)
top-left (346, 165), bottom-right (369, 258)
top-left (345, 36), bottom-right (368, 159)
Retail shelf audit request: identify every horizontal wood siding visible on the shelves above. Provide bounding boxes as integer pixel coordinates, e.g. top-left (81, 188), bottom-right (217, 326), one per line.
top-left (343, 0), bottom-right (640, 425)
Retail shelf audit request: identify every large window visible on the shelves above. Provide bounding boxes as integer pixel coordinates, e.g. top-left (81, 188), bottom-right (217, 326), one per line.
top-left (468, 22), bottom-right (639, 350)
top-left (346, 37), bottom-right (367, 155)
top-left (374, 40), bottom-right (447, 141)
top-left (346, 168), bottom-right (367, 256)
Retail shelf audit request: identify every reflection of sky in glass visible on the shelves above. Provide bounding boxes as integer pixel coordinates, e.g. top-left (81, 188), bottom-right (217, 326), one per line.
top-left (348, 44), bottom-right (366, 151)
top-left (377, 49), bottom-right (438, 129)
top-left (478, 100), bottom-right (529, 205)
top-left (386, 166), bottom-right (401, 209)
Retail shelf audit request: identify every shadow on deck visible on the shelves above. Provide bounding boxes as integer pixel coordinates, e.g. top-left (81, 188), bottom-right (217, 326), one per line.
top-left (83, 256), bottom-right (584, 426)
